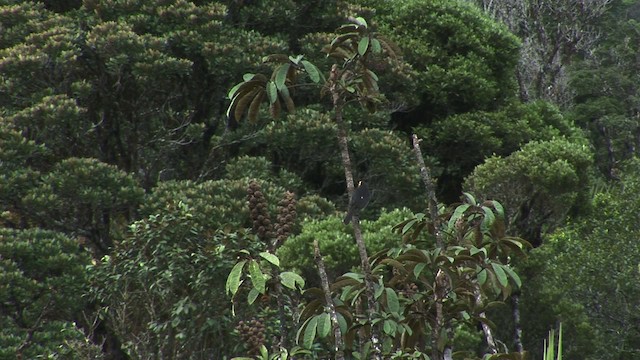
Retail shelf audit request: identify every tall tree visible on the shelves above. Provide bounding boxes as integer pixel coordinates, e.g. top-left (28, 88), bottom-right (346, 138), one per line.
top-left (473, 0), bottom-right (611, 105)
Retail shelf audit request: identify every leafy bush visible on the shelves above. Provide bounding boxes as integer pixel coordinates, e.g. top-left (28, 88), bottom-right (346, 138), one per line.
top-left (278, 208), bottom-right (415, 281)
top-left (91, 201), bottom-right (260, 359)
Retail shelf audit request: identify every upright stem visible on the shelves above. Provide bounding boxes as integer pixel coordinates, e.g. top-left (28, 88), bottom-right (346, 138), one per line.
top-left (411, 134), bottom-right (442, 247)
top-left (512, 294), bottom-right (524, 353)
top-left (329, 64), bottom-right (381, 359)
top-left (411, 134), bottom-right (451, 359)
top-left (475, 286), bottom-right (497, 354)
top-left (313, 240), bottom-right (345, 360)
top-left (275, 282), bottom-right (288, 349)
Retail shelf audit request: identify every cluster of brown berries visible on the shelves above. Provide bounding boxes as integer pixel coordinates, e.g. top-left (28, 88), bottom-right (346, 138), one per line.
top-left (235, 318), bottom-right (266, 354)
top-left (402, 282), bottom-right (419, 298)
top-left (247, 180), bottom-right (297, 250)
top-left (247, 180), bottom-right (273, 240)
top-left (274, 191), bottom-right (297, 247)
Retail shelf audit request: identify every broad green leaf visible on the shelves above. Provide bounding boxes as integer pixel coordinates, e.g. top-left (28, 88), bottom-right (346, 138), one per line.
top-left (366, 69), bottom-right (379, 82)
top-left (243, 73), bottom-right (256, 82)
top-left (249, 260), bottom-right (266, 294)
top-left (481, 206), bottom-right (496, 231)
top-left (462, 192), bottom-right (476, 205)
top-left (470, 246), bottom-right (486, 257)
top-left (358, 36), bottom-right (370, 56)
top-left (301, 60), bottom-right (321, 83)
top-left (259, 252), bottom-right (280, 267)
top-left (226, 260), bottom-right (246, 296)
top-left (275, 63), bottom-right (291, 91)
top-left (337, 312), bottom-right (347, 334)
top-left (227, 82), bottom-right (244, 100)
top-left (354, 17), bottom-right (368, 28)
top-left (247, 287), bottom-right (260, 305)
top-left (317, 313), bottom-right (331, 338)
top-left (413, 262), bottom-right (427, 279)
top-left (342, 272), bottom-right (364, 280)
top-left (280, 271), bottom-right (305, 290)
top-left (448, 204), bottom-right (470, 230)
top-left (383, 319), bottom-right (396, 336)
top-left (374, 283), bottom-right (384, 299)
top-left (402, 323), bottom-right (413, 336)
top-left (259, 345), bottom-right (268, 359)
top-left (288, 54), bottom-right (303, 64)
top-left (370, 38), bottom-right (381, 53)
top-left (478, 267), bottom-right (488, 286)
top-left (489, 200), bottom-right (505, 219)
top-left (491, 262), bottom-right (508, 288)
top-left (502, 265), bottom-right (522, 288)
top-left (267, 81), bottom-right (278, 104)
top-left (303, 316), bottom-right (318, 349)
top-left (385, 287), bottom-right (400, 313)
top-left (402, 219), bottom-right (417, 234)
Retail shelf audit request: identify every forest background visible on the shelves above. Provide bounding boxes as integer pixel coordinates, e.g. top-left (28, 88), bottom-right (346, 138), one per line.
top-left (1, 0), bottom-right (639, 359)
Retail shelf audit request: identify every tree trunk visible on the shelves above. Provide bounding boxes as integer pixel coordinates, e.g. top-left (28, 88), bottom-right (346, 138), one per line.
top-left (329, 64), bottom-right (381, 359)
top-left (512, 294), bottom-right (524, 353)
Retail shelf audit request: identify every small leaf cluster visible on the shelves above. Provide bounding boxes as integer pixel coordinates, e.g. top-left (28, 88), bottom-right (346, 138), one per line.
top-left (227, 54), bottom-right (323, 122)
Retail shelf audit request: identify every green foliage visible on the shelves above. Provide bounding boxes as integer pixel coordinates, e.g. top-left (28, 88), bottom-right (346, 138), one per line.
top-left (23, 157), bottom-right (143, 252)
top-left (520, 158), bottom-right (640, 360)
top-left (225, 155), bottom-right (305, 194)
top-left (351, 128), bottom-right (425, 210)
top-left (0, 125), bottom-right (49, 227)
top-left (372, 0), bottom-right (521, 116)
top-left (278, 208), bottom-right (415, 281)
top-left (465, 138), bottom-right (593, 245)
top-left (253, 109), bottom-right (342, 186)
top-left (91, 201), bottom-right (253, 359)
top-left (230, 344), bottom-right (312, 360)
top-left (0, 0), bottom-right (287, 180)
top-left (0, 228), bottom-right (96, 359)
top-left (246, 108), bottom-right (425, 211)
top-left (142, 177), bottom-right (318, 232)
top-left (294, 195), bottom-right (529, 357)
top-left (543, 323), bottom-right (563, 360)
top-left (377, 195), bottom-right (529, 356)
top-left (568, 2), bottom-right (640, 175)
top-left (416, 100), bottom-right (580, 201)
top-left (4, 1), bottom-right (636, 359)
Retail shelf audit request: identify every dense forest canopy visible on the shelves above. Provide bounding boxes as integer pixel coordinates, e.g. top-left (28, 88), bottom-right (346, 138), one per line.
top-left (0, 0), bottom-right (639, 359)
